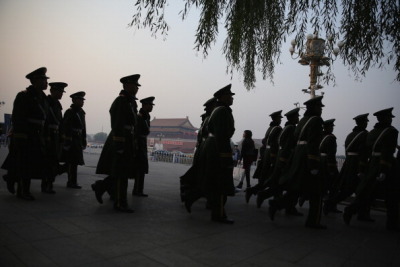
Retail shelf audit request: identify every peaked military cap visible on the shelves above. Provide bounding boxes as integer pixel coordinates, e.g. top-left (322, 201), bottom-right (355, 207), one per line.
top-left (70, 91), bottom-right (86, 100)
top-left (284, 107), bottom-right (300, 117)
top-left (120, 74), bottom-right (141, 86)
top-left (373, 107), bottom-right (395, 118)
top-left (203, 97), bottom-right (217, 107)
top-left (140, 96), bottom-right (155, 105)
top-left (213, 84), bottom-right (234, 98)
top-left (323, 119), bottom-right (335, 126)
top-left (49, 82), bottom-right (68, 92)
top-left (270, 110), bottom-right (283, 118)
top-left (26, 67), bottom-right (49, 80)
top-left (303, 95), bottom-right (325, 107)
top-left (353, 113), bottom-right (369, 121)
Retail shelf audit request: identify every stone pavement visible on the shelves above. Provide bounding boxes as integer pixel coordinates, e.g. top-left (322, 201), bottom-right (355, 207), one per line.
top-left (0, 148), bottom-right (399, 267)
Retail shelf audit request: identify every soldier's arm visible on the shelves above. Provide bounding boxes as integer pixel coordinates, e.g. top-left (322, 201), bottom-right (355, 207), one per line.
top-left (279, 126), bottom-right (296, 163)
top-left (379, 127), bottom-right (399, 174)
top-left (326, 136), bottom-right (338, 173)
top-left (306, 117), bottom-right (323, 171)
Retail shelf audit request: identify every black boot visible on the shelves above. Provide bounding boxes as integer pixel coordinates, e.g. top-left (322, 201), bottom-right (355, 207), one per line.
top-left (256, 189), bottom-right (271, 208)
top-left (91, 180), bottom-right (104, 204)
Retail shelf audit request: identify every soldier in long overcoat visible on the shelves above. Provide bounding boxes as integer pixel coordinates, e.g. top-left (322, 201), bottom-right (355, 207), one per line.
top-left (323, 114), bottom-right (369, 215)
top-left (93, 74), bottom-right (140, 213)
top-left (42, 82), bottom-right (67, 193)
top-left (196, 84), bottom-right (236, 224)
top-left (245, 111), bottom-right (282, 203)
top-left (269, 96), bottom-right (326, 229)
top-left (319, 119), bottom-right (339, 200)
top-left (132, 96), bottom-right (155, 197)
top-left (343, 108), bottom-right (399, 230)
top-left (61, 91), bottom-right (87, 189)
top-left (7, 67), bottom-right (50, 200)
top-left (181, 97), bottom-right (216, 206)
top-left (256, 108), bottom-right (301, 215)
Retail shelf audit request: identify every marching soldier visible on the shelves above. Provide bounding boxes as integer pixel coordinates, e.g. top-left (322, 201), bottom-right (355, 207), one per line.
top-left (94, 74), bottom-right (140, 213)
top-left (319, 119), bottom-right (339, 204)
top-left (132, 96), bottom-right (155, 197)
top-left (323, 114), bottom-right (369, 215)
top-left (343, 108), bottom-right (399, 231)
top-left (62, 91), bottom-right (87, 189)
top-left (196, 84), bottom-right (236, 224)
top-left (42, 82), bottom-right (67, 193)
top-left (181, 97), bottom-right (216, 206)
top-left (256, 108), bottom-right (302, 217)
top-left (11, 67), bottom-right (50, 200)
top-left (269, 96), bottom-right (326, 229)
top-left (246, 110), bottom-right (283, 203)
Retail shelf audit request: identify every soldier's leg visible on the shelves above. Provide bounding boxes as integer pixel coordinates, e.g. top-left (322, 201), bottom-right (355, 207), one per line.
top-left (305, 192), bottom-right (326, 229)
top-left (133, 171), bottom-right (147, 196)
top-left (210, 194), bottom-right (233, 224)
top-left (67, 164), bottom-right (81, 189)
top-left (18, 177), bottom-right (34, 200)
top-left (114, 176), bottom-right (133, 213)
top-left (3, 171), bottom-right (16, 194)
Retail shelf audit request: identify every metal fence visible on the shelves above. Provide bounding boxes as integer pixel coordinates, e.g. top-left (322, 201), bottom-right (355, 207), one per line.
top-left (150, 152), bottom-right (194, 165)
top-left (84, 147), bottom-right (345, 168)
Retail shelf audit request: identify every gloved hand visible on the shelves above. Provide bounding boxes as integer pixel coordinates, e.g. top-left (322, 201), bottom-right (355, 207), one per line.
top-left (310, 169), bottom-right (319, 175)
top-left (376, 173), bottom-right (386, 182)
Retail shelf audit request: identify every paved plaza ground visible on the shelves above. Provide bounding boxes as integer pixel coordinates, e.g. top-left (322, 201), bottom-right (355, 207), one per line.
top-left (0, 148), bottom-right (399, 266)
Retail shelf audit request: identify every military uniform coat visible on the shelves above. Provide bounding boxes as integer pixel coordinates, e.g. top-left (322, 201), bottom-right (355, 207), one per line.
top-left (198, 104), bottom-right (235, 196)
top-left (319, 132), bottom-right (339, 192)
top-left (136, 108), bottom-right (150, 174)
top-left (61, 104), bottom-right (86, 165)
top-left (338, 127), bottom-right (368, 191)
top-left (10, 86), bottom-right (49, 178)
top-left (45, 95), bottom-right (63, 159)
top-left (269, 122), bottom-right (296, 185)
top-left (280, 114), bottom-right (323, 193)
top-left (260, 123), bottom-right (282, 183)
top-left (356, 123), bottom-right (399, 198)
top-left (96, 90), bottom-right (137, 177)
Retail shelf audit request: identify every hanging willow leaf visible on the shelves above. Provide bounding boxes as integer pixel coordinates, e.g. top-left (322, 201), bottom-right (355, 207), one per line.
top-left (130, 0), bottom-right (400, 90)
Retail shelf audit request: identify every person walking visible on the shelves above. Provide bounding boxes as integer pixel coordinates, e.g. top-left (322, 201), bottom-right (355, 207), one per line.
top-left (132, 96), bottom-right (155, 197)
top-left (269, 96), bottom-right (326, 229)
top-left (94, 74), bottom-right (141, 213)
top-left (4, 67), bottom-right (50, 200)
top-left (246, 110), bottom-right (282, 203)
top-left (197, 84), bottom-right (236, 224)
top-left (62, 91), bottom-right (87, 189)
top-left (323, 114), bottom-right (369, 216)
top-left (256, 107), bottom-right (302, 217)
top-left (236, 130), bottom-right (256, 189)
top-left (42, 82), bottom-right (67, 193)
top-left (343, 108), bottom-right (399, 231)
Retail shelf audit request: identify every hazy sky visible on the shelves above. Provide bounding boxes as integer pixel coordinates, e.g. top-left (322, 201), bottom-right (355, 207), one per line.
top-left (1, 0), bottom-right (399, 154)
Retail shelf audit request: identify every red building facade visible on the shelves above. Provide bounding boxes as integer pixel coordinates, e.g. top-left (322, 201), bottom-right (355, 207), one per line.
top-left (148, 117), bottom-right (198, 153)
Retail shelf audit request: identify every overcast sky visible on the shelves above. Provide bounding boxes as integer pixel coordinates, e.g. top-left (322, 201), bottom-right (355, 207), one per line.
top-left (1, 0), bottom-right (399, 155)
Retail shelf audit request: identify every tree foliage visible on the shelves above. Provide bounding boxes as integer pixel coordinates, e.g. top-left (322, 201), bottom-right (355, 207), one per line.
top-left (130, 0), bottom-right (400, 90)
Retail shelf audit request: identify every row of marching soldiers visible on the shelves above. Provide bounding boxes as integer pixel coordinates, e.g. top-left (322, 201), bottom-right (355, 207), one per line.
top-left (1, 67), bottom-right (155, 214)
top-left (2, 67), bottom-right (88, 200)
top-left (181, 88), bottom-right (399, 230)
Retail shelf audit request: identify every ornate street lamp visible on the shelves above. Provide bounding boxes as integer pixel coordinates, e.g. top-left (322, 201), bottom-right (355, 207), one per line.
top-left (289, 33), bottom-right (343, 98)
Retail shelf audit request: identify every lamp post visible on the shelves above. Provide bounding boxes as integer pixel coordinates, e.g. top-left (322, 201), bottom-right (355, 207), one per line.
top-left (289, 33), bottom-right (343, 98)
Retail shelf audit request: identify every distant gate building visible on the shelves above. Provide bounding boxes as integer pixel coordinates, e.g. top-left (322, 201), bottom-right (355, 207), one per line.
top-left (148, 117), bottom-right (198, 153)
